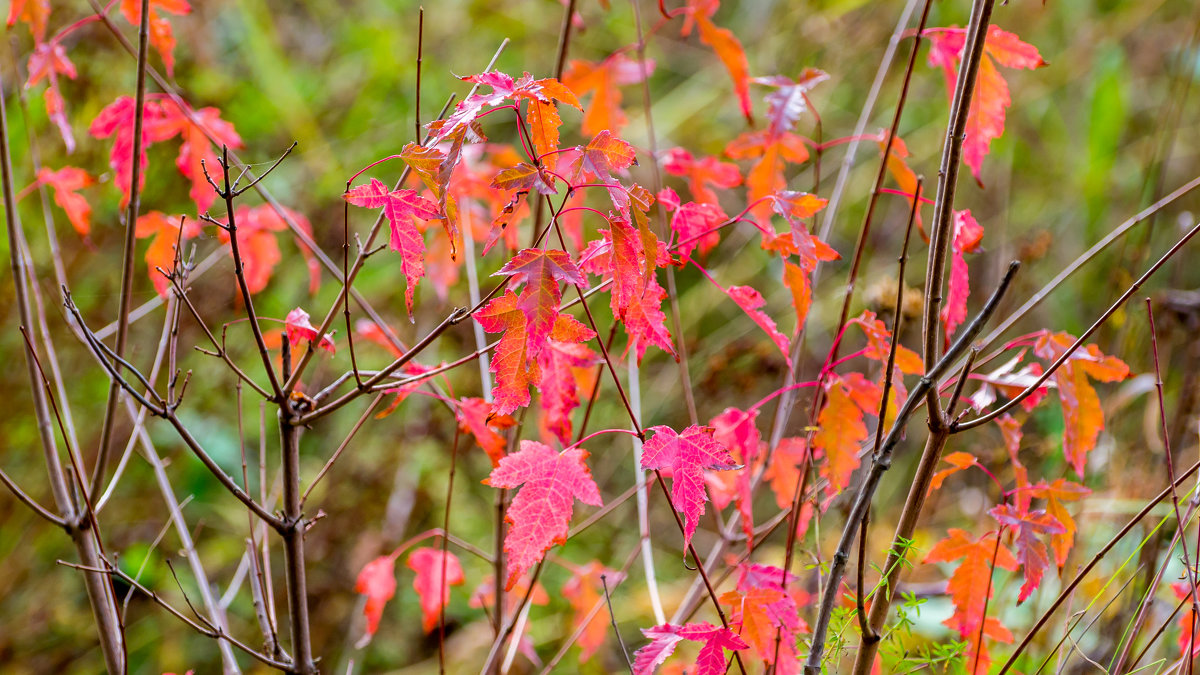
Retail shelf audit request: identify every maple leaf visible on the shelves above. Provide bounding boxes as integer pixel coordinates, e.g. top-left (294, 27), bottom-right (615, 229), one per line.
top-left (720, 563), bottom-right (807, 673)
top-left (941, 210), bottom-right (985, 342)
top-left (928, 451), bottom-right (980, 493)
top-left (925, 529), bottom-right (1019, 673)
top-left (484, 440), bottom-right (602, 590)
top-left (36, 167), bottom-right (92, 236)
top-left (1173, 583), bottom-right (1200, 660)
top-left (707, 407), bottom-right (762, 546)
top-left (538, 315), bottom-right (599, 446)
top-left (491, 162), bottom-right (557, 195)
top-left (1029, 478), bottom-right (1089, 566)
top-left (989, 503), bottom-right (1065, 602)
top-left (640, 425), bottom-right (740, 549)
top-left (671, 201), bottom-right (726, 258)
top-left (726, 129), bottom-right (810, 223)
top-left (135, 211), bottom-right (200, 296)
top-left (406, 547), bottom-right (464, 634)
top-left (561, 563), bottom-right (622, 661)
top-left (493, 248), bottom-right (587, 357)
top-left (1034, 332), bottom-right (1129, 477)
top-left (879, 132), bottom-right (925, 235)
top-left (354, 555), bottom-right (397, 639)
top-left (764, 437), bottom-right (808, 509)
top-left (90, 96), bottom-right (171, 207)
top-left (476, 291), bottom-right (536, 415)
top-left (632, 622), bottom-right (749, 675)
top-left (676, 3), bottom-right (754, 122)
top-left (924, 25), bottom-right (1047, 184)
top-left (25, 41), bottom-right (78, 151)
top-left (159, 101), bottom-right (242, 214)
top-left (121, 0), bottom-right (190, 76)
top-left (213, 205), bottom-right (286, 294)
top-left (850, 310), bottom-right (924, 375)
top-left (624, 276), bottom-right (677, 362)
top-left (346, 177), bottom-right (442, 316)
top-left (724, 285), bottom-right (792, 369)
top-left (456, 397), bottom-right (516, 467)
top-left (563, 53), bottom-right (652, 137)
top-left (284, 307), bottom-right (335, 354)
top-left (7, 0), bottom-right (48, 42)
top-left (662, 148), bottom-right (741, 206)
top-left (767, 191), bottom-right (836, 261)
top-left (812, 377), bottom-right (869, 495)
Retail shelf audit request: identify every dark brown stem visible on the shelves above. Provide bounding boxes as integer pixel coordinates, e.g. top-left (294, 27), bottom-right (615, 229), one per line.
top-left (92, 0), bottom-right (153, 496)
top-left (279, 342), bottom-right (315, 673)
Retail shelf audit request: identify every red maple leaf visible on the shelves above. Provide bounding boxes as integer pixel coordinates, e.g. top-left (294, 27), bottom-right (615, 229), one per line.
top-left (1029, 478), bottom-right (1090, 566)
top-left (25, 41), bottom-right (78, 151)
top-left (763, 437), bottom-right (808, 510)
top-left (929, 451), bottom-right (980, 493)
top-left (563, 53), bottom-right (653, 137)
top-left (134, 211), bottom-right (201, 296)
top-left (561, 562), bottom-right (623, 662)
top-left (766, 191), bottom-right (835, 261)
top-left (493, 248), bottom-right (587, 357)
top-left (7, 0), bottom-right (49, 42)
top-left (354, 554), bottom-right (398, 639)
top-left (406, 547), bottom-right (464, 634)
top-left (679, 3), bottom-right (754, 123)
top-left (640, 425), bottom-right (740, 549)
top-left (849, 310), bottom-right (924, 375)
top-left (345, 177), bottom-right (442, 316)
top-left (284, 307), bottom-right (335, 354)
top-left (537, 315), bottom-right (599, 446)
top-left (476, 291), bottom-right (537, 415)
top-left (989, 503), bottom-right (1065, 602)
top-left (36, 167), bottom-right (92, 236)
top-left (632, 622), bottom-right (749, 675)
top-left (671, 201), bottom-right (726, 258)
top-left (1033, 332), bottom-right (1129, 477)
top-left (941, 209), bottom-right (985, 342)
top-left (924, 529), bottom-right (1019, 673)
top-left (662, 148), bottom-right (741, 206)
top-left (456, 397), bottom-right (516, 467)
top-left (721, 575), bottom-right (805, 673)
top-left (484, 440), bottom-right (602, 590)
top-left (120, 0), bottom-right (191, 76)
top-left (725, 285), bottom-right (792, 369)
top-left (924, 25), bottom-right (1046, 184)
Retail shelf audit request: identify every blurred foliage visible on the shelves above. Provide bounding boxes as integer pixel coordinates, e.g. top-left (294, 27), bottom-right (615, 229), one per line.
top-left (1, 0), bottom-right (1199, 673)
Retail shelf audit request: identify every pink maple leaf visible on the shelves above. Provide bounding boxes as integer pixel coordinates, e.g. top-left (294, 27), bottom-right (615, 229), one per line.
top-left (640, 425), bottom-right (740, 549)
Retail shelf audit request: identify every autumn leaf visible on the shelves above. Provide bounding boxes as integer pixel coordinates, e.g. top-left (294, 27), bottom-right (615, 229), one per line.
top-left (37, 167), bottom-right (92, 236)
top-left (632, 622), bottom-right (749, 675)
top-left (640, 425), bottom-right (740, 549)
top-left (537, 315), bottom-right (599, 446)
top-left (928, 451), bottom-right (980, 493)
top-left (1029, 478), bottom-right (1089, 566)
top-left (491, 162), bottom-right (557, 195)
top-left (812, 377), bottom-right (869, 495)
top-left (726, 129), bottom-right (809, 223)
top-left (476, 291), bottom-right (536, 415)
top-left (850, 310), bottom-right (924, 375)
top-left (941, 210), bottom-right (985, 342)
top-left (484, 440), bottom-right (602, 589)
top-left (1034, 332), bottom-right (1130, 477)
top-left (879, 132), bottom-right (924, 235)
top-left (346, 177), bottom-right (442, 315)
top-left (925, 529), bottom-right (1019, 673)
top-left (7, 0), bottom-right (49, 42)
top-left (493, 248), bottom-right (587, 357)
top-left (989, 503), bottom-right (1064, 602)
top-left (563, 53), bottom-right (652, 137)
top-left (355, 555), bottom-right (397, 640)
top-left (25, 42), bottom-right (78, 151)
top-left (120, 0), bottom-right (190, 76)
top-left (456, 397), bottom-right (516, 467)
top-left (924, 25), bottom-right (1047, 184)
top-left (135, 211), bottom-right (200, 296)
top-left (675, 2), bottom-right (753, 122)
top-left (561, 562), bottom-right (622, 661)
top-left (764, 437), bottom-right (808, 509)
top-left (671, 201), bottom-right (726, 258)
top-left (662, 148), bottom-right (741, 206)
top-left (720, 563), bottom-right (807, 672)
top-left (406, 547), bottom-right (464, 634)
top-left (725, 285), bottom-right (792, 369)
top-left (284, 307), bottom-right (335, 354)
top-left (623, 276), bottom-right (677, 362)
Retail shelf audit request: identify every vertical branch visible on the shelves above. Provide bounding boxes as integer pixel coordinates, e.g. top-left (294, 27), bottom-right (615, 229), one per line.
top-left (93, 0), bottom-right (153, 494)
top-left (278, 341), bottom-right (315, 673)
top-left (1, 62), bottom-right (126, 674)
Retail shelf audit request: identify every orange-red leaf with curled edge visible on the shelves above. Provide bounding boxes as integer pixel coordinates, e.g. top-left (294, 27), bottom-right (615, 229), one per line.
top-left (924, 528), bottom-right (1019, 674)
top-left (924, 25), bottom-right (1046, 184)
top-left (484, 440), bottom-right (602, 590)
top-left (561, 562), bottom-right (622, 661)
top-left (708, 407), bottom-right (761, 546)
top-left (537, 314), bottom-right (598, 445)
top-left (813, 378), bottom-right (868, 495)
top-left (989, 504), bottom-right (1065, 602)
top-left (582, 129), bottom-right (638, 178)
top-left (607, 215), bottom-right (649, 320)
top-left (782, 260), bottom-right (812, 334)
top-left (406, 547), bottom-right (464, 634)
top-left (633, 622), bottom-right (749, 675)
top-left (475, 290), bottom-right (535, 415)
top-left (491, 162), bottom-right (557, 195)
top-left (37, 166), bottom-right (92, 236)
top-left (726, 130), bottom-right (810, 223)
top-left (563, 54), bottom-right (652, 137)
top-left (942, 210), bottom-right (985, 342)
top-left (1034, 331), bottom-right (1130, 476)
top-left (879, 132), bottom-right (924, 236)
top-left (850, 310), bottom-right (924, 375)
top-left (624, 276), bottom-right (676, 363)
top-left (725, 285), bottom-right (792, 369)
top-left (456, 397), bottom-right (515, 466)
top-left (662, 148), bottom-right (741, 206)
top-left (641, 425), bottom-right (739, 550)
top-left (1029, 478), bottom-right (1090, 567)
top-left (755, 69), bottom-right (830, 138)
top-left (284, 307), bottom-right (335, 354)
top-left (720, 562), bottom-right (807, 673)
top-left (354, 555), bottom-right (397, 639)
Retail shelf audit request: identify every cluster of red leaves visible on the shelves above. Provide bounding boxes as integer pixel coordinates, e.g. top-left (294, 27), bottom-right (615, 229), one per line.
top-left (354, 546), bottom-right (465, 642)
